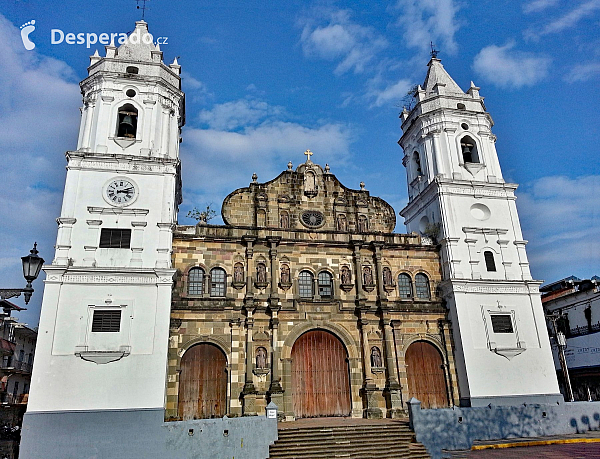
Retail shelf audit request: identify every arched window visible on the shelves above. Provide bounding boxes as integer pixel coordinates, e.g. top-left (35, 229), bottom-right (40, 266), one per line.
top-left (210, 268), bottom-right (226, 297)
top-left (484, 251), bottom-right (496, 272)
top-left (298, 271), bottom-right (314, 299)
top-left (318, 271), bottom-right (333, 298)
top-left (117, 103), bottom-right (138, 138)
top-left (415, 273), bottom-right (431, 299)
top-left (460, 135), bottom-right (479, 164)
top-left (398, 273), bottom-right (412, 298)
top-left (413, 151), bottom-right (423, 176)
top-left (188, 267), bottom-right (205, 295)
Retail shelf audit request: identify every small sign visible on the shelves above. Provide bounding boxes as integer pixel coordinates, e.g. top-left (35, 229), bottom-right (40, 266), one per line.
top-left (267, 410), bottom-right (276, 419)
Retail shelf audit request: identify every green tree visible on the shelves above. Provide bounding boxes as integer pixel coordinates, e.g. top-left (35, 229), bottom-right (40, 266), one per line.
top-left (187, 204), bottom-right (217, 223)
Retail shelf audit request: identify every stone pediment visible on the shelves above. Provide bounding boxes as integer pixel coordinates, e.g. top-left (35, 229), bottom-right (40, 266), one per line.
top-left (221, 159), bottom-right (396, 233)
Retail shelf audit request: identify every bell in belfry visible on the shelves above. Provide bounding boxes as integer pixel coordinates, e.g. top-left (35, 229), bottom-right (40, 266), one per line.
top-left (119, 114), bottom-right (136, 138)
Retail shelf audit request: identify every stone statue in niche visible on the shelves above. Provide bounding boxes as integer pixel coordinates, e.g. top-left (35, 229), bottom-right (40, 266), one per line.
top-left (337, 214), bottom-right (348, 232)
top-left (357, 215), bottom-right (368, 233)
top-left (233, 263), bottom-right (244, 283)
top-left (304, 171), bottom-right (317, 196)
top-left (280, 264), bottom-right (291, 284)
top-left (280, 211), bottom-right (290, 229)
top-left (371, 346), bottom-right (383, 368)
top-left (256, 263), bottom-right (267, 284)
top-left (341, 266), bottom-right (351, 284)
top-left (256, 347), bottom-right (268, 369)
top-left (383, 267), bottom-right (393, 286)
top-left (363, 266), bottom-right (374, 286)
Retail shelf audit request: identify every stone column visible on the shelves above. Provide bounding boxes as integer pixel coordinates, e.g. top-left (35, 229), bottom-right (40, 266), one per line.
top-left (268, 312), bottom-right (284, 416)
top-left (229, 318), bottom-right (243, 417)
top-left (267, 237), bottom-right (280, 308)
top-left (242, 312), bottom-right (257, 416)
top-left (372, 242), bottom-right (386, 305)
top-left (360, 317), bottom-right (382, 419)
top-left (352, 240), bottom-right (365, 305)
top-left (382, 317), bottom-right (403, 418)
top-left (243, 236), bottom-right (256, 307)
top-left (438, 319), bottom-right (455, 406)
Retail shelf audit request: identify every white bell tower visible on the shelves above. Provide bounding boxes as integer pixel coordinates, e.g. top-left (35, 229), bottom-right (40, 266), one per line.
top-left (399, 57), bottom-right (561, 407)
top-left (22, 20), bottom-right (184, 434)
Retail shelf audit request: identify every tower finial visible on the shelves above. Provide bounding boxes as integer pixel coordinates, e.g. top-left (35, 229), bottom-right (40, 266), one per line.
top-left (430, 42), bottom-right (439, 59)
top-left (136, 0), bottom-right (150, 19)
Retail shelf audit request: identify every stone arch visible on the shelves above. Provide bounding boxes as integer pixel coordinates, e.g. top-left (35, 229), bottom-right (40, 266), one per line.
top-left (281, 322), bottom-right (359, 360)
top-left (178, 336), bottom-right (231, 367)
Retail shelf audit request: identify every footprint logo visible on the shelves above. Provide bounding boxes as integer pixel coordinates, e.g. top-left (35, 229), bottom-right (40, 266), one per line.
top-left (20, 20), bottom-right (36, 51)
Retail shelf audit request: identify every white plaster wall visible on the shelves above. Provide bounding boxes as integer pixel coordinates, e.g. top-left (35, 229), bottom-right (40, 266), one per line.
top-left (446, 289), bottom-right (559, 399)
top-left (28, 278), bottom-right (173, 412)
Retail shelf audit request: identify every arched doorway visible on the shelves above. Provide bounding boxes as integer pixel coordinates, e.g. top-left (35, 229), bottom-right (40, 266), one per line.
top-left (291, 329), bottom-right (351, 418)
top-left (405, 341), bottom-right (449, 408)
top-left (178, 343), bottom-right (227, 419)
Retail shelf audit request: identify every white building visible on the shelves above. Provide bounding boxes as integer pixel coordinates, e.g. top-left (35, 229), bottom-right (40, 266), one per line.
top-left (542, 276), bottom-right (600, 401)
top-left (21, 19), bottom-right (184, 434)
top-left (399, 57), bottom-right (561, 406)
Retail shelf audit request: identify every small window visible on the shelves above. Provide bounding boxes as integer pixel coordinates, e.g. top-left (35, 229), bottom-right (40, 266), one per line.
top-left (491, 314), bottom-right (514, 334)
top-left (457, 103), bottom-right (466, 110)
top-left (188, 267), bottom-right (205, 295)
top-left (126, 89), bottom-right (136, 98)
top-left (210, 268), bottom-right (226, 297)
top-left (126, 66), bottom-right (139, 74)
top-left (299, 271), bottom-right (314, 299)
top-left (415, 273), bottom-right (431, 299)
top-left (91, 310), bottom-right (122, 333)
top-left (318, 272), bottom-right (333, 298)
top-left (484, 251), bottom-right (496, 272)
top-left (99, 228), bottom-right (131, 248)
top-left (117, 104), bottom-right (138, 138)
top-left (398, 274), bottom-right (412, 298)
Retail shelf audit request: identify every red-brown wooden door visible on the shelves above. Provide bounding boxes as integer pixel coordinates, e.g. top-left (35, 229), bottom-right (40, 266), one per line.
top-left (291, 330), bottom-right (351, 418)
top-left (405, 341), bottom-right (449, 408)
top-left (178, 343), bottom-right (227, 419)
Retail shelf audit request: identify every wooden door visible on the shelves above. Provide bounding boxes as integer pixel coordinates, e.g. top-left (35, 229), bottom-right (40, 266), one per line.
top-left (178, 343), bottom-right (227, 419)
top-left (405, 341), bottom-right (449, 409)
top-left (291, 330), bottom-right (351, 418)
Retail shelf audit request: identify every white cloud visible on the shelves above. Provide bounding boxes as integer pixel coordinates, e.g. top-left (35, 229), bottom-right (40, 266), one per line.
top-left (198, 99), bottom-right (286, 131)
top-left (564, 62), bottom-right (600, 82)
top-left (0, 14), bottom-right (82, 325)
top-left (181, 99), bottom-right (355, 219)
top-left (518, 175), bottom-right (600, 282)
top-left (393, 0), bottom-right (461, 56)
top-left (523, 0), bottom-right (559, 14)
top-left (299, 8), bottom-right (388, 75)
top-left (525, 0), bottom-right (600, 40)
top-left (369, 79), bottom-right (413, 107)
top-left (472, 41), bottom-right (551, 88)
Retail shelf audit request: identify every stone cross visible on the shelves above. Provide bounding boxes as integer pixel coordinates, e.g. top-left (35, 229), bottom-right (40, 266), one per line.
top-left (304, 149), bottom-right (313, 162)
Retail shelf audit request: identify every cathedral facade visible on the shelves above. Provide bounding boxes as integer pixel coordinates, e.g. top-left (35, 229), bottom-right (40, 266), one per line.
top-left (167, 157), bottom-right (459, 420)
top-left (20, 19), bottom-right (562, 459)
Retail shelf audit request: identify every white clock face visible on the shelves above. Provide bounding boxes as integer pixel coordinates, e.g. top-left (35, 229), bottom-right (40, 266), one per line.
top-left (105, 178), bottom-right (137, 206)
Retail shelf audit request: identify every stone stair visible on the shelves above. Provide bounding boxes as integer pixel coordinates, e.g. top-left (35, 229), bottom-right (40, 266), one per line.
top-left (269, 419), bottom-right (430, 459)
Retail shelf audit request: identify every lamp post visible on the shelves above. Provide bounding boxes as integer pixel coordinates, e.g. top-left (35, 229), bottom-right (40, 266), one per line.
top-left (0, 243), bottom-right (44, 305)
top-left (547, 312), bottom-right (574, 402)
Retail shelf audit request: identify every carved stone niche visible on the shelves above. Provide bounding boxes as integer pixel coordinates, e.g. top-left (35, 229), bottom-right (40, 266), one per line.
top-left (232, 262), bottom-right (246, 289)
top-left (340, 266), bottom-right (353, 292)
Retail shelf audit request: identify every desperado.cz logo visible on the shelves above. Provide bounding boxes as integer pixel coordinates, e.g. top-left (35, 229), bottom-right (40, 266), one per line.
top-left (19, 20), bottom-right (168, 51)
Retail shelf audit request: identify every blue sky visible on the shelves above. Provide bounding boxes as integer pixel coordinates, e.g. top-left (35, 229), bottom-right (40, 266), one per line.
top-left (1, 0), bottom-right (599, 326)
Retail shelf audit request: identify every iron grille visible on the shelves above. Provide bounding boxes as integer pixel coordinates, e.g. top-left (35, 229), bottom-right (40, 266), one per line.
top-left (92, 310), bottom-right (122, 333)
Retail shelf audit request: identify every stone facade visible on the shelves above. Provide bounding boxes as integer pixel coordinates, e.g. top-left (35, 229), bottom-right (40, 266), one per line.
top-left (167, 158), bottom-right (459, 420)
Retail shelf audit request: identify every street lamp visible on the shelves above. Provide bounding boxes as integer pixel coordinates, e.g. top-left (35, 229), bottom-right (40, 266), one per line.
top-left (0, 243), bottom-right (44, 305)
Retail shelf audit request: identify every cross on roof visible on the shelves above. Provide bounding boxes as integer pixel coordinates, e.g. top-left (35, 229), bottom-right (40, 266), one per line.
top-left (304, 149), bottom-right (313, 162)
top-left (136, 0), bottom-right (149, 19)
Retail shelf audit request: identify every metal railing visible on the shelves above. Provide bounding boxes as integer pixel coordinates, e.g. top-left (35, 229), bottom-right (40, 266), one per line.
top-left (1, 360), bottom-right (32, 373)
top-left (569, 321), bottom-right (600, 338)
